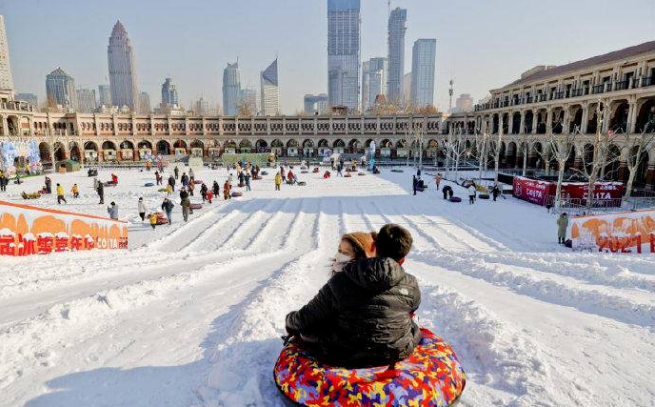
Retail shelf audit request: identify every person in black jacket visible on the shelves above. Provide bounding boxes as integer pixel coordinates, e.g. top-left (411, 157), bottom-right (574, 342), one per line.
top-left (286, 224), bottom-right (421, 368)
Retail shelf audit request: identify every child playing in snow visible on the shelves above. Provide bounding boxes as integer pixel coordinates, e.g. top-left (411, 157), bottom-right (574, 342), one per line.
top-left (149, 213), bottom-right (158, 230)
top-left (285, 224), bottom-right (420, 368)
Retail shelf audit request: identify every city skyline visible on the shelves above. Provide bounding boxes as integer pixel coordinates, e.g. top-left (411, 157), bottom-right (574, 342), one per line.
top-left (2, 0), bottom-right (654, 114)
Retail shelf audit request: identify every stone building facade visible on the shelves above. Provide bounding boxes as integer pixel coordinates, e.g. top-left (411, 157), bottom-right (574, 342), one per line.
top-left (445, 41), bottom-right (655, 190)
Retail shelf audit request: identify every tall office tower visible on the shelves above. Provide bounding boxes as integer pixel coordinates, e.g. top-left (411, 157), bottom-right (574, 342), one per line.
top-left (222, 62), bottom-right (241, 116)
top-left (76, 88), bottom-right (98, 113)
top-left (362, 57), bottom-right (387, 111)
top-left (410, 39), bottom-right (436, 108)
top-left (239, 88), bottom-right (258, 116)
top-left (15, 93), bottom-right (38, 107)
top-left (98, 84), bottom-right (112, 107)
top-left (327, 0), bottom-right (361, 112)
top-left (454, 93), bottom-right (474, 113)
top-left (139, 91), bottom-right (151, 114)
top-left (108, 21), bottom-right (138, 111)
top-left (194, 97), bottom-right (210, 115)
top-left (303, 94), bottom-right (329, 115)
top-left (260, 58), bottom-right (279, 116)
top-left (46, 67), bottom-right (77, 108)
top-left (387, 8), bottom-right (407, 104)
top-left (161, 77), bottom-right (179, 107)
top-left (0, 15), bottom-right (14, 98)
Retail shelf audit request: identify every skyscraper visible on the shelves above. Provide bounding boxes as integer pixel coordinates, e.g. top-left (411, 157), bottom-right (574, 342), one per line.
top-left (304, 94), bottom-right (329, 115)
top-left (222, 62), bottom-right (241, 116)
top-left (161, 77), bottom-right (179, 107)
top-left (108, 21), bottom-right (138, 111)
top-left (454, 93), bottom-right (474, 113)
top-left (46, 67), bottom-right (77, 108)
top-left (410, 39), bottom-right (436, 108)
top-left (98, 84), bottom-right (112, 107)
top-left (387, 8), bottom-right (407, 104)
top-left (194, 97), bottom-right (211, 116)
top-left (260, 58), bottom-right (279, 116)
top-left (76, 88), bottom-right (97, 113)
top-left (327, 0), bottom-right (361, 112)
top-left (0, 15), bottom-right (14, 98)
top-left (139, 91), bottom-right (151, 114)
top-left (239, 89), bottom-right (258, 116)
top-left (362, 57), bottom-right (387, 111)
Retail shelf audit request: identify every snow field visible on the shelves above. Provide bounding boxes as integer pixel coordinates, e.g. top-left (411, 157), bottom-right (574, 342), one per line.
top-left (0, 166), bottom-right (654, 406)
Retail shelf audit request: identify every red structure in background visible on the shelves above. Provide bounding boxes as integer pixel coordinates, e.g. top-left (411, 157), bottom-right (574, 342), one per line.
top-left (513, 176), bottom-right (624, 207)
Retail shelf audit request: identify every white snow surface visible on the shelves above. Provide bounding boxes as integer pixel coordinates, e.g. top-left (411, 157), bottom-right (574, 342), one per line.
top-left (1, 166), bottom-right (654, 407)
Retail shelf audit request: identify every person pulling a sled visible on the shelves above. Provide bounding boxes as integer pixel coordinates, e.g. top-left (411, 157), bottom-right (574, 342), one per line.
top-left (285, 224), bottom-right (421, 368)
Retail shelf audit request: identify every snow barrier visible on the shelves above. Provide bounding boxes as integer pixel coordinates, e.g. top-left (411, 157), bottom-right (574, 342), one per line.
top-left (0, 200), bottom-right (128, 256)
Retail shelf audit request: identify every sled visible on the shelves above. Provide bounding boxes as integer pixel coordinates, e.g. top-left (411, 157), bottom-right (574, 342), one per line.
top-left (193, 180), bottom-right (203, 185)
top-left (103, 181), bottom-right (117, 187)
top-left (21, 191), bottom-right (42, 200)
top-left (231, 191), bottom-right (243, 197)
top-left (312, 168), bottom-right (320, 173)
top-left (301, 170), bottom-right (309, 174)
top-left (261, 171), bottom-right (269, 176)
top-left (153, 212), bottom-right (168, 225)
top-left (297, 181), bottom-right (307, 186)
top-left (391, 169), bottom-right (403, 173)
top-left (274, 328), bottom-right (466, 407)
top-left (344, 173), bottom-right (352, 178)
top-left (144, 182), bottom-right (155, 187)
top-left (189, 203), bottom-right (203, 210)
top-left (478, 194), bottom-right (490, 200)
top-left (449, 197), bottom-right (462, 203)
top-left (87, 169), bottom-right (98, 177)
top-left (358, 173), bottom-right (366, 176)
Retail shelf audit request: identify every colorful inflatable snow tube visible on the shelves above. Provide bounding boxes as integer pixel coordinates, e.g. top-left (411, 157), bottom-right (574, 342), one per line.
top-left (274, 328), bottom-right (465, 407)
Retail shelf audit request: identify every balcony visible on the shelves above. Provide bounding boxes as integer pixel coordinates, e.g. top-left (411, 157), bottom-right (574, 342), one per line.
top-left (642, 76), bottom-right (655, 87)
top-left (592, 84), bottom-right (605, 94)
top-left (613, 80), bottom-right (631, 91)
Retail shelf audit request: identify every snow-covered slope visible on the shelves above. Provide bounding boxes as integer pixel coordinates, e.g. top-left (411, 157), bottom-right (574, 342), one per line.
top-left (0, 166), bottom-right (653, 407)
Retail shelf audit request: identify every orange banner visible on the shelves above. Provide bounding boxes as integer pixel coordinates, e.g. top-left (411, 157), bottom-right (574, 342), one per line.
top-left (0, 200), bottom-right (128, 256)
top-left (570, 209), bottom-right (655, 254)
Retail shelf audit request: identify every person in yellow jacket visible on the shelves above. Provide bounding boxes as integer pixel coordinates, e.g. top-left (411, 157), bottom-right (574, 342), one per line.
top-left (56, 183), bottom-right (67, 204)
top-left (166, 184), bottom-right (173, 195)
top-left (71, 183), bottom-right (80, 198)
top-left (275, 172), bottom-right (282, 191)
top-left (149, 212), bottom-right (158, 230)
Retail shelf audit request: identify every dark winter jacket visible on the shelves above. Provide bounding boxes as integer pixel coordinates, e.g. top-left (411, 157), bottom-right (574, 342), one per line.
top-left (286, 257), bottom-right (421, 368)
top-left (161, 200), bottom-right (174, 213)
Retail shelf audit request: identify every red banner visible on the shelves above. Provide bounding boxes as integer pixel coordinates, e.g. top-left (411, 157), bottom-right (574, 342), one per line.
top-left (513, 177), bottom-right (623, 206)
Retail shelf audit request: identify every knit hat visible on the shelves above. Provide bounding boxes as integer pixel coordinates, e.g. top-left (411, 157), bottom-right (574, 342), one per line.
top-left (342, 231), bottom-right (377, 259)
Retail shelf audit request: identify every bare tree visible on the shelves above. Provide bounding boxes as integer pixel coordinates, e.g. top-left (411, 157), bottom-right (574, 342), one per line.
top-left (623, 125), bottom-right (655, 199)
top-left (546, 127), bottom-right (578, 209)
top-left (488, 123), bottom-right (504, 184)
top-left (442, 126), bottom-right (468, 182)
top-left (578, 99), bottom-right (621, 210)
top-left (472, 130), bottom-right (489, 182)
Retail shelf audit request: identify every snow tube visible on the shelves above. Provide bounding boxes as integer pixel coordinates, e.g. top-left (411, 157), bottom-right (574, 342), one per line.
top-left (358, 173), bottom-right (366, 176)
top-left (274, 328), bottom-right (465, 407)
top-left (391, 169), bottom-right (403, 173)
top-left (231, 191), bottom-right (243, 197)
top-left (313, 168), bottom-right (320, 173)
top-left (190, 203), bottom-right (203, 210)
top-left (144, 182), bottom-right (155, 187)
top-left (261, 171), bottom-right (269, 176)
top-left (297, 181), bottom-right (307, 186)
top-left (478, 194), bottom-right (490, 200)
top-left (449, 197), bottom-right (462, 203)
top-left (344, 173), bottom-right (352, 178)
top-left (193, 180), bottom-right (203, 185)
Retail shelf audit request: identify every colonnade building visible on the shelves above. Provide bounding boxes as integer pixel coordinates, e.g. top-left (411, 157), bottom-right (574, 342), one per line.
top-left (445, 41), bottom-right (655, 191)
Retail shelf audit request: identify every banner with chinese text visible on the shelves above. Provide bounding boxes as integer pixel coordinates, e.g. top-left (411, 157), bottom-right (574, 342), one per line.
top-left (570, 209), bottom-right (655, 253)
top-left (0, 200), bottom-right (128, 256)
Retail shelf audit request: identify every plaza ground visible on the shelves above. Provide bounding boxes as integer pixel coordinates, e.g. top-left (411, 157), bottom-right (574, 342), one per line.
top-left (0, 165), bottom-right (654, 407)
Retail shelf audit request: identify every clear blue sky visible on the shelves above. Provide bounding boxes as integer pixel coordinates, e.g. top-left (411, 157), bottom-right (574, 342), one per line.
top-left (2, 0), bottom-right (654, 113)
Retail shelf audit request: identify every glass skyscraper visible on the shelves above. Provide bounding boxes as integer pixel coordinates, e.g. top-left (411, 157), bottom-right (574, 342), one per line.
top-left (362, 57), bottom-right (387, 111)
top-left (410, 39), bottom-right (436, 108)
top-left (161, 77), bottom-right (179, 107)
top-left (260, 58), bottom-right (279, 116)
top-left (222, 62), bottom-right (241, 116)
top-left (46, 67), bottom-right (77, 108)
top-left (327, 0), bottom-right (361, 112)
top-left (387, 8), bottom-right (407, 104)
top-left (107, 21), bottom-right (138, 112)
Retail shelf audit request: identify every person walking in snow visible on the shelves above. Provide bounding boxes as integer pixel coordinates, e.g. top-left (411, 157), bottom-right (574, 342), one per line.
top-left (161, 197), bottom-right (174, 224)
top-left (181, 173), bottom-right (189, 188)
top-left (97, 181), bottom-right (104, 204)
top-left (189, 168), bottom-right (195, 181)
top-left (188, 181), bottom-right (195, 196)
top-left (200, 183), bottom-right (208, 202)
top-left (174, 166), bottom-right (179, 180)
top-left (56, 183), bottom-right (67, 204)
top-left (138, 197), bottom-right (147, 221)
top-left (245, 172), bottom-right (251, 191)
top-left (181, 197), bottom-right (191, 222)
top-left (213, 181), bottom-right (220, 196)
top-left (435, 173), bottom-right (442, 191)
top-left (275, 172), bottom-right (282, 191)
top-left (412, 175), bottom-right (418, 196)
top-left (337, 163), bottom-right (343, 177)
top-left (150, 212), bottom-right (158, 230)
top-left (45, 177), bottom-right (52, 194)
top-left (468, 184), bottom-right (476, 204)
top-left (492, 184), bottom-right (500, 202)
top-left (155, 170), bottom-right (162, 186)
top-left (107, 202), bottom-right (119, 220)
top-left (71, 183), bottom-right (80, 199)
top-left (223, 180), bottom-right (232, 200)
top-left (280, 165), bottom-right (286, 182)
top-left (0, 170), bottom-right (7, 192)
top-left (557, 213), bottom-right (569, 244)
